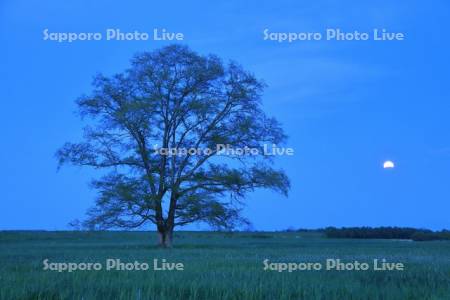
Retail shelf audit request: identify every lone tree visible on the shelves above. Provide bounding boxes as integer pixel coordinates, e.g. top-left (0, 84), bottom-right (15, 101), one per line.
top-left (57, 45), bottom-right (289, 247)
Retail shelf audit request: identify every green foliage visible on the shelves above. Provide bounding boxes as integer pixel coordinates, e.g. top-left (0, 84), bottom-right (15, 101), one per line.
top-left (56, 45), bottom-right (289, 238)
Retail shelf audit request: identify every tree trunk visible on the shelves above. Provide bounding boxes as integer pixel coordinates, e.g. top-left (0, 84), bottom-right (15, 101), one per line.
top-left (157, 227), bottom-right (173, 248)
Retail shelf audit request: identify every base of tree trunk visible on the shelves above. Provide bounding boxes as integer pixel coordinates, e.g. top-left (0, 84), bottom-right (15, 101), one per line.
top-left (157, 230), bottom-right (173, 248)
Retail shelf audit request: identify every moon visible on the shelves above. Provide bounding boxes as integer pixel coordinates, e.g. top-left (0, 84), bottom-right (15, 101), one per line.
top-left (383, 160), bottom-right (395, 169)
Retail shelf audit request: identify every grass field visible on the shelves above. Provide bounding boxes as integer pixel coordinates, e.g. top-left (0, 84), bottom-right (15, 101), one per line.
top-left (1, 231), bottom-right (449, 300)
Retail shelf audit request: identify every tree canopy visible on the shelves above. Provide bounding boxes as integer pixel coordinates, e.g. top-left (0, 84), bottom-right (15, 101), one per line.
top-left (57, 45), bottom-right (290, 247)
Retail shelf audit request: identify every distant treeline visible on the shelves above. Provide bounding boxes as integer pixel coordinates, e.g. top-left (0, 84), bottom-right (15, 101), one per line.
top-left (322, 227), bottom-right (450, 241)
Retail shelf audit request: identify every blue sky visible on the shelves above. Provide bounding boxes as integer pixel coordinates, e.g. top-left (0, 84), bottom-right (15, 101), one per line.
top-left (1, 0), bottom-right (449, 230)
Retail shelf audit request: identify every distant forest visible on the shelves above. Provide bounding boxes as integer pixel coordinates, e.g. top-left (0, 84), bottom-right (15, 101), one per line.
top-left (291, 227), bottom-right (450, 241)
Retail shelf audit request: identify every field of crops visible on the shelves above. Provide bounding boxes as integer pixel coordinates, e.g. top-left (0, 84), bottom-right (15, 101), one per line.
top-left (1, 231), bottom-right (449, 299)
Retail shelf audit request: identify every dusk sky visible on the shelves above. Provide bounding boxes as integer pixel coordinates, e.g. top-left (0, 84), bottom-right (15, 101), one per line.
top-left (1, 0), bottom-right (449, 230)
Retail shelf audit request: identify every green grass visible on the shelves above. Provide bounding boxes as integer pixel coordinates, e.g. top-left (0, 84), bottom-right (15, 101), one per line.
top-left (1, 231), bottom-right (449, 299)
